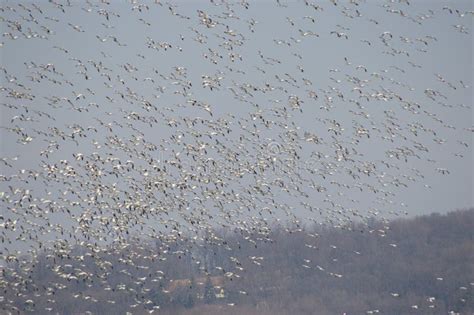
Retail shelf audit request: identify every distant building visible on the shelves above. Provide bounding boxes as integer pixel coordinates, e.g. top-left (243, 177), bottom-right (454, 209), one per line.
top-left (166, 275), bottom-right (225, 299)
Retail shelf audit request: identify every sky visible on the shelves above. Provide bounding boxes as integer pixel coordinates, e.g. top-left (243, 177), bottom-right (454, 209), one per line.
top-left (0, 0), bottom-right (473, 252)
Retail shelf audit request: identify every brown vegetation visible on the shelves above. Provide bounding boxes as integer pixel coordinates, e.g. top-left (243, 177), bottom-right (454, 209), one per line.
top-left (2, 209), bottom-right (473, 314)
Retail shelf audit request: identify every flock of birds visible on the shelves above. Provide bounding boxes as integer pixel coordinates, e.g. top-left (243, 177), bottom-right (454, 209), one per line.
top-left (0, 0), bottom-right (472, 314)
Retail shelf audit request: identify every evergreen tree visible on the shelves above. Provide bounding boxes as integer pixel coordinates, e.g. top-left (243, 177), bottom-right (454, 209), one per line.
top-left (184, 276), bottom-right (197, 308)
top-left (204, 276), bottom-right (216, 304)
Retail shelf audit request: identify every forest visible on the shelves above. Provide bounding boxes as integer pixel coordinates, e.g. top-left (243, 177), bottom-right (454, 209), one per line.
top-left (2, 209), bottom-right (473, 315)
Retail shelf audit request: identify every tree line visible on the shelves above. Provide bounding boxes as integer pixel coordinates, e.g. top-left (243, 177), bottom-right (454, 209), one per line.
top-left (2, 209), bottom-right (473, 314)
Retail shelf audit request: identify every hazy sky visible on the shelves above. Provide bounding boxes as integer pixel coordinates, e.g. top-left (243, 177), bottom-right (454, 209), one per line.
top-left (0, 0), bottom-right (473, 239)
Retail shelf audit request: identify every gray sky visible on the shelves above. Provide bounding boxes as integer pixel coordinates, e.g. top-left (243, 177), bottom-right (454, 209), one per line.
top-left (0, 0), bottom-right (473, 251)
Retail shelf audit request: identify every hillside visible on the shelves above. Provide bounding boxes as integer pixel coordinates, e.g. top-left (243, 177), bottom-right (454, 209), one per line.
top-left (2, 209), bottom-right (473, 315)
